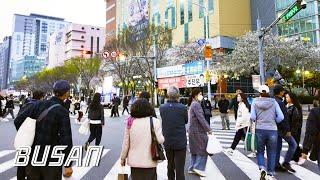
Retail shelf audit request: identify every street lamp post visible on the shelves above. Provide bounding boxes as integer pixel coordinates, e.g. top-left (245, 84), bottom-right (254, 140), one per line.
top-left (192, 2), bottom-right (212, 102)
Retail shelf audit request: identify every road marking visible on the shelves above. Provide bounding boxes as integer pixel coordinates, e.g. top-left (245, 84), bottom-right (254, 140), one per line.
top-left (103, 159), bottom-right (131, 180)
top-left (0, 150), bottom-right (15, 158)
top-left (0, 159), bottom-right (14, 174)
top-left (223, 150), bottom-right (260, 180)
top-left (200, 157), bottom-right (226, 180)
top-left (279, 156), bottom-right (320, 179)
top-left (63, 149), bottom-right (109, 180)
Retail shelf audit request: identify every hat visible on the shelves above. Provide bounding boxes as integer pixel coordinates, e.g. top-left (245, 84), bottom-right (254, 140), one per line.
top-left (53, 80), bottom-right (70, 95)
top-left (259, 85), bottom-right (270, 93)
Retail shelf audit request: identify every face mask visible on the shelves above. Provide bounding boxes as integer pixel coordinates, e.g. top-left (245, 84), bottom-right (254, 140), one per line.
top-left (197, 95), bottom-right (203, 101)
top-left (237, 96), bottom-right (242, 102)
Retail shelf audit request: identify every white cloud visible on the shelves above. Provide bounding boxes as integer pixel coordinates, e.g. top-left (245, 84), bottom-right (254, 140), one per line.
top-left (0, 0), bottom-right (105, 40)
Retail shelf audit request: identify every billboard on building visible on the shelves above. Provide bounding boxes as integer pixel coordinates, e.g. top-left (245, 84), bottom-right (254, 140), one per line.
top-left (128, 0), bottom-right (149, 41)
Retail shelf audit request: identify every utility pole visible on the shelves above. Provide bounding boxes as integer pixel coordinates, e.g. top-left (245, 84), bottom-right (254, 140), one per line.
top-left (257, 19), bottom-right (265, 85)
top-left (153, 35), bottom-right (158, 106)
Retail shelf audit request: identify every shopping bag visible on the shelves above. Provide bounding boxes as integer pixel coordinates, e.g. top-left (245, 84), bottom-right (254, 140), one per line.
top-left (206, 134), bottom-right (223, 155)
top-left (14, 104), bottom-right (60, 149)
top-left (117, 167), bottom-right (129, 180)
top-left (244, 122), bottom-right (257, 152)
top-left (79, 118), bottom-right (90, 135)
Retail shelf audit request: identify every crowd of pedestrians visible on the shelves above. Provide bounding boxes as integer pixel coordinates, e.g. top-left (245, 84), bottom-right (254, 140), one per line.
top-left (1, 78), bottom-right (320, 180)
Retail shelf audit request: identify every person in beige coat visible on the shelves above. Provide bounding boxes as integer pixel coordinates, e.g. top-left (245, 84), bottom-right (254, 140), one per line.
top-left (120, 98), bottom-right (165, 180)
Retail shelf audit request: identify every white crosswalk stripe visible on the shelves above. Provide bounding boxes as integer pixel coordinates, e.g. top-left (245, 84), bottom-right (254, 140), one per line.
top-left (0, 130), bottom-right (319, 180)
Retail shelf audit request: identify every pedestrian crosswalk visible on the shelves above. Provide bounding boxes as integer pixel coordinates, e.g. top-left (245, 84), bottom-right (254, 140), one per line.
top-left (0, 121), bottom-right (319, 180)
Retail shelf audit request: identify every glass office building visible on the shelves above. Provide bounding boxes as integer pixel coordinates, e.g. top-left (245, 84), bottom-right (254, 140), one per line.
top-left (276, 0), bottom-right (320, 44)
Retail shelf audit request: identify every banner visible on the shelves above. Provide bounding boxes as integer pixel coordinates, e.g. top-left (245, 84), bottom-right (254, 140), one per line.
top-left (158, 76), bottom-right (186, 89)
top-left (184, 61), bottom-right (205, 75)
top-left (185, 74), bottom-right (205, 87)
top-left (157, 65), bottom-right (185, 78)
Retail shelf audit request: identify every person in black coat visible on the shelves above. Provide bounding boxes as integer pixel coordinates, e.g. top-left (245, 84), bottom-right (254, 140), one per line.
top-left (218, 95), bottom-right (230, 130)
top-left (84, 93), bottom-right (105, 150)
top-left (285, 92), bottom-right (303, 163)
top-left (14, 80), bottom-right (73, 179)
top-left (160, 86), bottom-right (188, 180)
top-left (273, 85), bottom-right (297, 172)
top-left (201, 96), bottom-right (212, 125)
top-left (3, 94), bottom-right (15, 120)
top-left (122, 95), bottom-right (130, 115)
top-left (301, 90), bottom-right (320, 169)
top-left (228, 89), bottom-right (242, 120)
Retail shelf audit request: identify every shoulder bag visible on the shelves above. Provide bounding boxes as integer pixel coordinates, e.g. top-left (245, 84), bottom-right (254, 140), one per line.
top-left (14, 104), bottom-right (60, 149)
top-left (150, 117), bottom-right (166, 161)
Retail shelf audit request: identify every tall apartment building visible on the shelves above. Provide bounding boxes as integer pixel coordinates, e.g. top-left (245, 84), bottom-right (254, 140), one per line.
top-left (48, 23), bottom-right (105, 68)
top-left (251, 0), bottom-right (277, 32)
top-left (0, 36), bottom-right (12, 90)
top-left (10, 13), bottom-right (70, 82)
top-left (276, 0), bottom-right (320, 44)
top-left (105, 0), bottom-right (117, 42)
top-left (116, 0), bottom-right (252, 50)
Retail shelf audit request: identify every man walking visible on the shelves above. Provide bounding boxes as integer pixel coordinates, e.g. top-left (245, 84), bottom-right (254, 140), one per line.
top-left (14, 80), bottom-right (73, 179)
top-left (2, 94), bottom-right (15, 120)
top-left (218, 95), bottom-right (230, 130)
top-left (160, 86), bottom-right (188, 180)
top-left (122, 95), bottom-right (130, 115)
top-left (273, 85), bottom-right (297, 172)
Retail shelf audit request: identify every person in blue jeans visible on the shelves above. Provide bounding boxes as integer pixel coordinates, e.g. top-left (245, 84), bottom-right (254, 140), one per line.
top-left (273, 85), bottom-right (297, 173)
top-left (250, 85), bottom-right (284, 180)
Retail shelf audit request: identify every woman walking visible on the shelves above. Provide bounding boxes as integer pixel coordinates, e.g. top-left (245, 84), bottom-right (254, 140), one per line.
top-left (226, 93), bottom-right (255, 158)
top-left (285, 92), bottom-right (303, 164)
top-left (188, 88), bottom-right (212, 177)
top-left (250, 85), bottom-right (284, 180)
top-left (84, 93), bottom-right (104, 150)
top-left (120, 99), bottom-right (164, 180)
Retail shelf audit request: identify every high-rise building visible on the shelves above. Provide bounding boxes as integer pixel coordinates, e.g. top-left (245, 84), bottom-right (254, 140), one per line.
top-left (48, 23), bottom-right (105, 68)
top-left (251, 0), bottom-right (277, 32)
top-left (276, 0), bottom-right (320, 44)
top-left (116, 0), bottom-right (252, 50)
top-left (10, 13), bottom-right (70, 82)
top-left (105, 0), bottom-right (117, 42)
top-left (0, 36), bottom-right (12, 90)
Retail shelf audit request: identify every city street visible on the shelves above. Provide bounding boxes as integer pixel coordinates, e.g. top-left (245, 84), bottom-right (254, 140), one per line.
top-left (0, 108), bottom-right (319, 180)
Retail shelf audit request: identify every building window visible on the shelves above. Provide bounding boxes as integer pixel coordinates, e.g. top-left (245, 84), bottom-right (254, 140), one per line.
top-left (199, 0), bottom-right (204, 18)
top-left (40, 44), bottom-right (46, 52)
top-left (91, 27), bottom-right (94, 30)
top-left (81, 36), bottom-right (84, 39)
top-left (188, 0), bottom-right (192, 22)
top-left (180, 0), bottom-right (185, 25)
top-left (209, 0), bottom-right (214, 12)
top-left (97, 28), bottom-right (100, 30)
top-left (184, 23), bottom-right (189, 43)
top-left (82, 27), bottom-right (85, 30)
top-left (81, 45), bottom-right (84, 48)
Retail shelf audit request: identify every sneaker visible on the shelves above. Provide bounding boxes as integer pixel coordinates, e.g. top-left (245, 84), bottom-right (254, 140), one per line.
top-left (275, 165), bottom-right (287, 172)
top-left (227, 127), bottom-right (230, 130)
top-left (260, 169), bottom-right (267, 180)
top-left (247, 152), bottom-right (256, 158)
top-left (84, 142), bottom-right (90, 151)
top-left (282, 162), bottom-right (296, 173)
top-left (188, 169), bottom-right (196, 174)
top-left (266, 174), bottom-right (277, 180)
top-left (193, 169), bottom-right (206, 177)
top-left (297, 157), bottom-right (306, 165)
top-left (225, 148), bottom-right (234, 156)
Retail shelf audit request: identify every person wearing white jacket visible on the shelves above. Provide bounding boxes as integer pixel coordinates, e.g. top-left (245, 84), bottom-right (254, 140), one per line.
top-left (226, 93), bottom-right (255, 157)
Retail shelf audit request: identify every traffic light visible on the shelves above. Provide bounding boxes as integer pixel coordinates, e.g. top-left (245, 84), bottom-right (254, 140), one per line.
top-left (204, 45), bottom-right (213, 61)
top-left (283, 0), bottom-right (307, 22)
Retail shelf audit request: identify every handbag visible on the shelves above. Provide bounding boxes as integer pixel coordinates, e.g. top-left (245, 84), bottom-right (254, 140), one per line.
top-left (14, 104), bottom-right (60, 149)
top-left (244, 122), bottom-right (258, 152)
top-left (150, 117), bottom-right (166, 161)
top-left (79, 118), bottom-right (90, 135)
top-left (206, 134), bottom-right (223, 155)
top-left (117, 167), bottom-right (129, 180)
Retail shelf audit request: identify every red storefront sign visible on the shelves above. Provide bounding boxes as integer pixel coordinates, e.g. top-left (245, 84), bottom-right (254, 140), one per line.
top-left (158, 76), bottom-right (186, 89)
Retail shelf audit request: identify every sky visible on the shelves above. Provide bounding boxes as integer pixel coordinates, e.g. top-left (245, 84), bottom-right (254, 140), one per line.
top-left (0, 0), bottom-right (106, 40)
